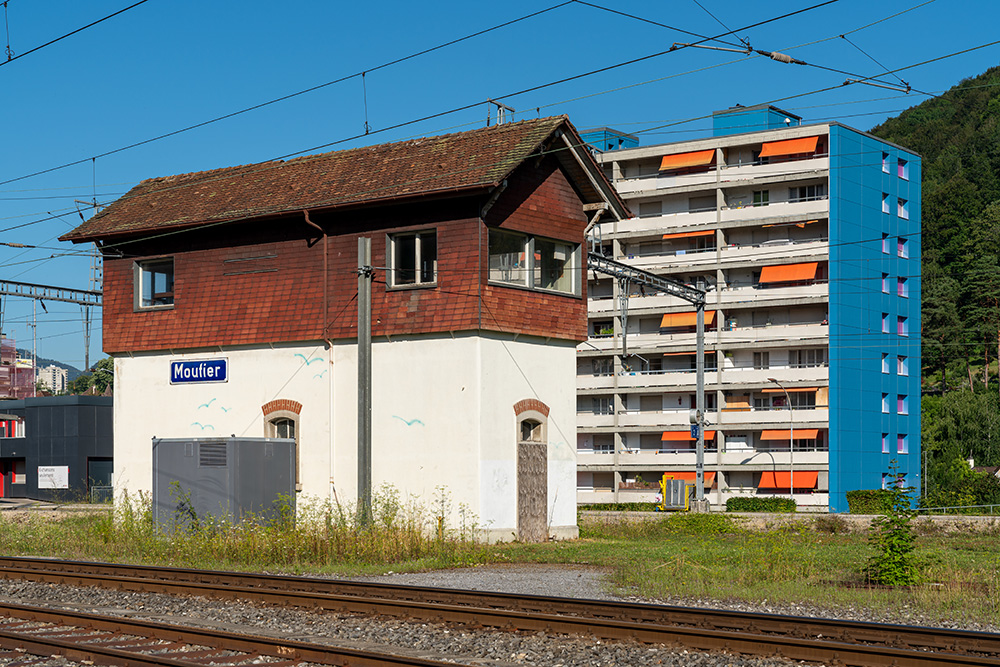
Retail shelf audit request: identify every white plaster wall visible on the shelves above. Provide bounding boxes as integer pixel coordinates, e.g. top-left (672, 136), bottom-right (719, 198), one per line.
top-left (330, 335), bottom-right (483, 525)
top-left (477, 334), bottom-right (579, 540)
top-left (115, 332), bottom-right (578, 541)
top-left (113, 342), bottom-right (333, 497)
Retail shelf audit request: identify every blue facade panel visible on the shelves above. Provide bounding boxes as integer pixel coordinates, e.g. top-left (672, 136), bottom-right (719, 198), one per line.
top-left (580, 128), bottom-right (639, 153)
top-left (828, 125), bottom-right (921, 511)
top-left (713, 106), bottom-right (801, 136)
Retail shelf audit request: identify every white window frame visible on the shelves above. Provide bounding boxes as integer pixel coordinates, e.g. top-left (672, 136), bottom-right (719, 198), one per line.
top-left (897, 434), bottom-right (909, 454)
top-left (881, 353), bottom-right (890, 374)
top-left (265, 409), bottom-right (301, 491)
top-left (487, 229), bottom-right (581, 296)
top-left (898, 198), bottom-right (909, 220)
top-left (882, 193), bottom-right (890, 214)
top-left (881, 393), bottom-right (889, 414)
top-left (387, 230), bottom-right (437, 288)
top-left (898, 158), bottom-right (909, 180)
top-left (882, 152), bottom-right (890, 174)
top-left (898, 355), bottom-right (908, 376)
top-left (134, 258), bottom-right (175, 310)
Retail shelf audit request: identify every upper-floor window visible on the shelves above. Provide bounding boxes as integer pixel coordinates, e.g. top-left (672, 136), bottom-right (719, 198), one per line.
top-left (788, 184), bottom-right (826, 202)
top-left (898, 198), bottom-right (909, 220)
top-left (881, 393), bottom-right (889, 413)
top-left (135, 258), bottom-right (174, 310)
top-left (898, 277), bottom-right (908, 298)
top-left (897, 159), bottom-right (909, 180)
top-left (881, 233), bottom-right (890, 254)
top-left (881, 313), bottom-right (889, 334)
top-left (882, 273), bottom-right (889, 294)
top-left (752, 190), bottom-right (769, 207)
top-left (897, 316), bottom-right (908, 336)
top-left (488, 229), bottom-right (579, 295)
top-left (897, 434), bottom-right (909, 454)
top-left (753, 351), bottom-right (770, 370)
top-left (897, 238), bottom-right (908, 258)
top-left (388, 230), bottom-right (437, 287)
top-left (789, 348), bottom-right (825, 368)
top-left (882, 152), bottom-right (890, 174)
top-left (882, 433), bottom-right (889, 453)
top-left (882, 193), bottom-right (890, 214)
top-left (592, 358), bottom-right (613, 376)
top-left (898, 355), bottom-right (909, 376)
top-left (897, 394), bottom-right (909, 415)
top-left (881, 353), bottom-right (890, 374)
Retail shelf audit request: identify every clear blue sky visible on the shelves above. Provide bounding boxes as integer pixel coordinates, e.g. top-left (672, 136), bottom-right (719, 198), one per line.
top-left (1, 0), bottom-right (997, 369)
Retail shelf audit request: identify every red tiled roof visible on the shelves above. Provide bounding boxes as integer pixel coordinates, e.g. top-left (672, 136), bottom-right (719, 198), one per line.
top-left (62, 116), bottom-right (625, 242)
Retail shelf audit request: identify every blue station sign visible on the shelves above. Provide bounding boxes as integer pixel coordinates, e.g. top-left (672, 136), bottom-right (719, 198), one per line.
top-left (170, 358), bottom-right (228, 384)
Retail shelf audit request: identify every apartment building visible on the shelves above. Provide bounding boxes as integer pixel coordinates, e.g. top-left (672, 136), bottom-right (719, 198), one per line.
top-left (577, 105), bottom-right (921, 512)
top-left (37, 365), bottom-right (68, 394)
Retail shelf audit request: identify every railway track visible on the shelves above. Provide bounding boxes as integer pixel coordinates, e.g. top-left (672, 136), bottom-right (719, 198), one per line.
top-left (0, 556), bottom-right (997, 666)
top-left (0, 599), bottom-right (461, 666)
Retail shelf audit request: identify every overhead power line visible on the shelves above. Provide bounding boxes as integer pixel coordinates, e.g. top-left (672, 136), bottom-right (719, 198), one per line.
top-left (0, 0), bottom-right (152, 69)
top-left (0, 0), bottom-right (836, 190)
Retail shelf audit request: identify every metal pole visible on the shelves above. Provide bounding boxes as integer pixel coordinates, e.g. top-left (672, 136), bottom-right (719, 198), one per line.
top-left (357, 237), bottom-right (373, 526)
top-left (768, 377), bottom-right (794, 500)
top-left (696, 279), bottom-right (705, 502)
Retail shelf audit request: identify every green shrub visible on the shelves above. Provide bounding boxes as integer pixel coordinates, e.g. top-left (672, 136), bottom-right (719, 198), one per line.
top-left (864, 462), bottom-right (919, 585)
top-left (846, 489), bottom-right (894, 514)
top-left (725, 497), bottom-right (796, 513)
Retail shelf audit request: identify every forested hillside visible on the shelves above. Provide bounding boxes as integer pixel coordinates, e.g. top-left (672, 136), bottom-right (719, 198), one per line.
top-left (871, 65), bottom-right (1000, 390)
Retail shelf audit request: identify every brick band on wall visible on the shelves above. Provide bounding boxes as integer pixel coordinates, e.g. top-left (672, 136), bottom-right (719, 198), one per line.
top-left (262, 399), bottom-right (303, 416)
top-left (513, 398), bottom-right (549, 417)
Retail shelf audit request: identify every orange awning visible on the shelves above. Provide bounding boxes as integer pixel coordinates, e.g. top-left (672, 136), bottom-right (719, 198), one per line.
top-left (760, 429), bottom-right (820, 440)
top-left (762, 219), bottom-right (818, 229)
top-left (761, 387), bottom-right (818, 393)
top-left (662, 229), bottom-right (715, 241)
top-left (661, 431), bottom-right (717, 441)
top-left (758, 136), bottom-right (820, 158)
top-left (662, 471), bottom-right (717, 486)
top-left (659, 149), bottom-right (715, 171)
top-left (660, 310), bottom-right (716, 328)
top-left (758, 262), bottom-right (819, 284)
top-left (758, 470), bottom-right (819, 489)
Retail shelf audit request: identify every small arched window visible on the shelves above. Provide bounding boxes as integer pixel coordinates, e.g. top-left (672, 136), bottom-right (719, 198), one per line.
top-left (520, 419), bottom-right (542, 442)
top-left (262, 400), bottom-right (302, 491)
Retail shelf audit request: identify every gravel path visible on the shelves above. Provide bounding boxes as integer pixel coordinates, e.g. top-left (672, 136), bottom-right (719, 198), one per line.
top-left (0, 565), bottom-right (824, 667)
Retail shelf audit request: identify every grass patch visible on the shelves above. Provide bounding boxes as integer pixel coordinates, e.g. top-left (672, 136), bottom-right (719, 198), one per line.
top-left (4, 500), bottom-right (1000, 626)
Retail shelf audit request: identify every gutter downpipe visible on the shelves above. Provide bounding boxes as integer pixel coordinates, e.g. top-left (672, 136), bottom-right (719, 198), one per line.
top-left (303, 210), bottom-right (336, 505)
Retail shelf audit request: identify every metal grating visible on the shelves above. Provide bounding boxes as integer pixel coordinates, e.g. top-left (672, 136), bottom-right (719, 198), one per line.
top-left (199, 443), bottom-right (227, 467)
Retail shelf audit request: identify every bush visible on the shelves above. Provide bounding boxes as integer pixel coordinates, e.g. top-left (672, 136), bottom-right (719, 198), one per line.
top-left (846, 489), bottom-right (894, 514)
top-left (864, 463), bottom-right (919, 585)
top-left (725, 497), bottom-right (796, 513)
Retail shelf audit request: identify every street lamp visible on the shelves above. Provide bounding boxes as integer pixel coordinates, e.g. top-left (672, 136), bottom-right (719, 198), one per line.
top-left (767, 377), bottom-right (794, 500)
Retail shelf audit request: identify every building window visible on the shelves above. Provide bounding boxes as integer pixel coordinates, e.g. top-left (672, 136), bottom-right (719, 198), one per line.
top-left (12, 460), bottom-right (24, 484)
top-left (788, 184), bottom-right (826, 202)
top-left (753, 351), bottom-right (770, 370)
top-left (388, 231), bottom-right (436, 287)
top-left (488, 229), bottom-right (579, 295)
top-left (898, 355), bottom-right (908, 376)
top-left (882, 152), bottom-right (889, 174)
top-left (134, 258), bottom-right (174, 309)
top-left (882, 433), bottom-right (889, 453)
top-left (897, 394), bottom-right (908, 415)
top-left (262, 399), bottom-right (303, 491)
top-left (881, 233), bottom-right (890, 254)
top-left (521, 419), bottom-right (543, 442)
top-left (789, 348), bottom-right (825, 368)
top-left (898, 198), bottom-right (909, 220)
top-left (897, 316), bottom-right (908, 336)
top-left (897, 238), bottom-right (908, 258)
top-left (882, 393), bottom-right (889, 414)
top-left (897, 277), bottom-right (908, 298)
top-left (0, 417), bottom-right (24, 438)
top-left (882, 194), bottom-right (890, 214)
top-left (592, 358), bottom-right (613, 376)
top-left (897, 434), bottom-right (909, 454)
top-left (882, 273), bottom-right (889, 294)
top-left (881, 353), bottom-right (890, 374)
top-left (881, 313), bottom-right (889, 334)
top-left (752, 190), bottom-right (769, 207)
top-left (592, 397), bottom-right (613, 415)
top-left (897, 159), bottom-right (909, 180)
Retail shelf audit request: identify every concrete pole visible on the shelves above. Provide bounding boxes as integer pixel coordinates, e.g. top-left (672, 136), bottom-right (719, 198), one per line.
top-left (696, 279), bottom-right (705, 502)
top-left (768, 377), bottom-right (794, 500)
top-left (357, 237), bottom-right (373, 526)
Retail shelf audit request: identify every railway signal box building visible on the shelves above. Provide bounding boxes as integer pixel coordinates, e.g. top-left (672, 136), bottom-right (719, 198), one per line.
top-left (62, 117), bottom-right (629, 540)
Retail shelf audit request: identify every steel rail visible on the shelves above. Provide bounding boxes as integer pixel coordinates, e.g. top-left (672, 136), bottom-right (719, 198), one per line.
top-left (0, 600), bottom-right (461, 667)
top-left (0, 557), bottom-right (998, 666)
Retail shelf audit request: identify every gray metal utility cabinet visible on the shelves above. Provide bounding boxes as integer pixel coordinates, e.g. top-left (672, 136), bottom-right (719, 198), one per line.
top-left (152, 437), bottom-right (295, 531)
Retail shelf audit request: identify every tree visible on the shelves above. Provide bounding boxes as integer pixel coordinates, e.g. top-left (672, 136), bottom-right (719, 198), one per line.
top-left (864, 461), bottom-right (918, 586)
top-left (68, 357), bottom-right (113, 395)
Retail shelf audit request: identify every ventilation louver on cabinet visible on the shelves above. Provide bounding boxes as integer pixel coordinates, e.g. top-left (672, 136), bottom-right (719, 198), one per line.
top-left (199, 443), bottom-right (227, 467)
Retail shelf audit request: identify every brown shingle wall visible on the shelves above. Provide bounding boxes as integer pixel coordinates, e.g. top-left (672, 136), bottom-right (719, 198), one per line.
top-left (479, 158), bottom-right (589, 342)
top-left (102, 165), bottom-right (589, 354)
